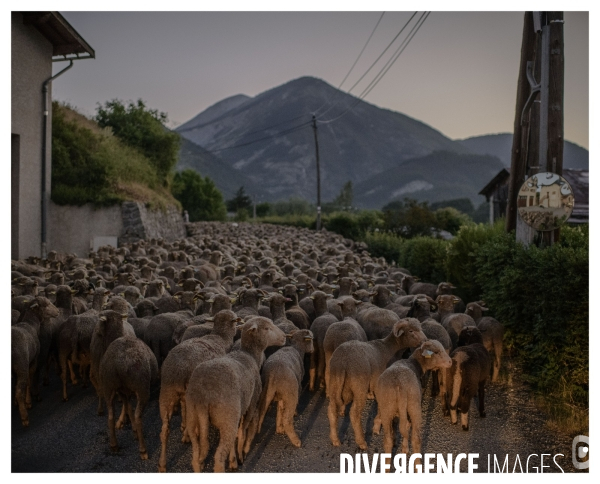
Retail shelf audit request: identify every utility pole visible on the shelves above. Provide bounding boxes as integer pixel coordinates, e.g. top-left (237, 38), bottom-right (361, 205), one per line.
top-left (506, 12), bottom-right (564, 247)
top-left (506, 12), bottom-right (536, 234)
top-left (312, 115), bottom-right (322, 231)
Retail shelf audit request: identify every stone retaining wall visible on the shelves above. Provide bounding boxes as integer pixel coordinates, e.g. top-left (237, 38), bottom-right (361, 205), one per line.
top-left (47, 201), bottom-right (185, 256)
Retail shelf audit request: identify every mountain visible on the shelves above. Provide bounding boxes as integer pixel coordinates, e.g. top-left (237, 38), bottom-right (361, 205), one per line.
top-left (354, 151), bottom-right (504, 209)
top-left (457, 133), bottom-right (589, 170)
top-left (176, 136), bottom-right (259, 200)
top-left (176, 76), bottom-right (470, 202)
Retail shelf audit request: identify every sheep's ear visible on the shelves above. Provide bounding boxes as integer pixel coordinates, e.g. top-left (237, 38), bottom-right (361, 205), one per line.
top-left (393, 327), bottom-right (404, 338)
top-left (152, 304), bottom-right (159, 311)
top-left (481, 306), bottom-right (489, 312)
top-left (435, 295), bottom-right (442, 303)
top-left (192, 292), bottom-right (202, 301)
top-left (205, 316), bottom-right (214, 322)
top-left (326, 294), bottom-right (334, 299)
top-left (99, 315), bottom-right (107, 322)
top-left (452, 296), bottom-right (461, 304)
top-left (70, 289), bottom-right (78, 294)
top-left (120, 313), bottom-right (128, 320)
top-left (29, 301), bottom-right (39, 309)
top-left (422, 349), bottom-right (434, 359)
top-left (355, 300), bottom-right (362, 305)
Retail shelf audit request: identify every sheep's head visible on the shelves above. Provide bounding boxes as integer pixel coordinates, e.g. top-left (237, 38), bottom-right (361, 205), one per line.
top-left (29, 296), bottom-right (59, 320)
top-left (435, 295), bottom-right (457, 312)
top-left (436, 282), bottom-right (457, 296)
top-left (338, 297), bottom-right (361, 318)
top-left (465, 302), bottom-right (488, 321)
top-left (287, 329), bottom-right (314, 354)
top-left (241, 316), bottom-right (286, 350)
top-left (212, 309), bottom-right (243, 339)
top-left (457, 326), bottom-right (484, 346)
top-left (417, 340), bottom-right (452, 370)
top-left (392, 318), bottom-right (427, 348)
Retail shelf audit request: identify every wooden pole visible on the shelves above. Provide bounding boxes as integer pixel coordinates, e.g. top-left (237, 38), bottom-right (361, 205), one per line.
top-left (311, 115), bottom-right (322, 231)
top-left (506, 12), bottom-right (537, 233)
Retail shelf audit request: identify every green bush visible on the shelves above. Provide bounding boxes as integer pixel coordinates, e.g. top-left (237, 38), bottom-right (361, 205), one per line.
top-left (171, 170), bottom-right (226, 221)
top-left (95, 99), bottom-right (180, 186)
top-left (52, 102), bottom-right (170, 208)
top-left (397, 237), bottom-right (449, 284)
top-left (445, 220), bottom-right (504, 302)
top-left (475, 225), bottom-right (588, 413)
top-left (434, 207), bottom-right (472, 235)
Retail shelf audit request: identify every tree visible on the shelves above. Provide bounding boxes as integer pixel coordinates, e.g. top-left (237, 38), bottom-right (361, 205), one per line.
top-left (324, 181), bottom-right (354, 213)
top-left (95, 99), bottom-right (180, 185)
top-left (226, 186), bottom-right (253, 213)
top-left (171, 169), bottom-right (227, 221)
top-left (382, 198), bottom-right (437, 238)
top-left (334, 181), bottom-right (354, 209)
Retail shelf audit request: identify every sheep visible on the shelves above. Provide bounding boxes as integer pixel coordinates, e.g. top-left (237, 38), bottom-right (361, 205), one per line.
top-left (185, 316), bottom-right (286, 472)
top-left (98, 335), bottom-right (159, 459)
top-left (465, 302), bottom-right (504, 382)
top-left (436, 282), bottom-right (465, 312)
top-left (326, 296), bottom-right (361, 321)
top-left (406, 295), bottom-right (437, 322)
top-left (355, 305), bottom-right (400, 340)
top-left (145, 291), bottom-right (200, 365)
top-left (11, 297), bottom-right (59, 425)
top-left (434, 294), bottom-right (461, 323)
top-left (89, 310), bottom-right (135, 416)
top-left (256, 329), bottom-right (314, 447)
top-left (401, 275), bottom-right (438, 299)
top-left (158, 310), bottom-right (242, 473)
top-left (281, 284), bottom-right (311, 330)
top-left (309, 311), bottom-right (341, 391)
top-left (441, 312), bottom-right (476, 349)
top-left (446, 326), bottom-right (491, 430)
top-left (327, 318), bottom-right (427, 449)
top-left (322, 318), bottom-right (368, 395)
top-left (57, 288), bottom-right (112, 400)
top-left (234, 288), bottom-right (266, 319)
top-left (374, 340), bottom-right (452, 472)
top-left (420, 319), bottom-right (452, 406)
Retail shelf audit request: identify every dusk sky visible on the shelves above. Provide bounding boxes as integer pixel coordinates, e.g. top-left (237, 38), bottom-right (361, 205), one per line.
top-left (53, 10), bottom-right (589, 149)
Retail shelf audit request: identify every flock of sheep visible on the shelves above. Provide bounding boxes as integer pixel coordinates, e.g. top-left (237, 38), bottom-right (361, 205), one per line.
top-left (11, 222), bottom-right (504, 473)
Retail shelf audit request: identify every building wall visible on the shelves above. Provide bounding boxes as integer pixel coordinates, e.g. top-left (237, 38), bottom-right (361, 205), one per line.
top-left (11, 12), bottom-right (53, 259)
top-left (47, 201), bottom-right (123, 256)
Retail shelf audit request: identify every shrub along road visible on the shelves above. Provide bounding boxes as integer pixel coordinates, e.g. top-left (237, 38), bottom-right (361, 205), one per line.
top-left (12, 359), bottom-right (580, 473)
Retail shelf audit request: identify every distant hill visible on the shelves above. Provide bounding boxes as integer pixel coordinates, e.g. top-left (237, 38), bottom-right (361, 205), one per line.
top-left (176, 76), bottom-right (470, 202)
top-left (457, 133), bottom-right (589, 170)
top-left (354, 151), bottom-right (504, 209)
top-left (176, 136), bottom-right (258, 200)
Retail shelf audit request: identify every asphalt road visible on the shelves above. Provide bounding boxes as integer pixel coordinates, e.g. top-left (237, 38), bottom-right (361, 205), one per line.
top-left (12, 360), bottom-right (581, 473)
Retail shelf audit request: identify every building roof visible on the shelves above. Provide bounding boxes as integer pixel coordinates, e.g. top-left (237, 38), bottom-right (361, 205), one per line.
top-left (478, 168), bottom-right (509, 199)
top-left (21, 12), bottom-right (95, 60)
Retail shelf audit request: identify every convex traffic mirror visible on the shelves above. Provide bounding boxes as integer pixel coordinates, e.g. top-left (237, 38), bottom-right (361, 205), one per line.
top-left (517, 172), bottom-right (574, 231)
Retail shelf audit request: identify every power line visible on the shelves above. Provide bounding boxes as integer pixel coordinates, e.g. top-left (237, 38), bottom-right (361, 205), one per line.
top-left (346, 12), bottom-right (418, 94)
top-left (317, 11), bottom-right (417, 120)
top-left (358, 12), bottom-right (430, 99)
top-left (339, 12), bottom-right (386, 89)
top-left (318, 12), bottom-right (430, 125)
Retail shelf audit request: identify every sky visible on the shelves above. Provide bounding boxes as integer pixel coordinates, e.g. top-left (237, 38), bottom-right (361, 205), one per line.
top-left (52, 10), bottom-right (589, 149)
